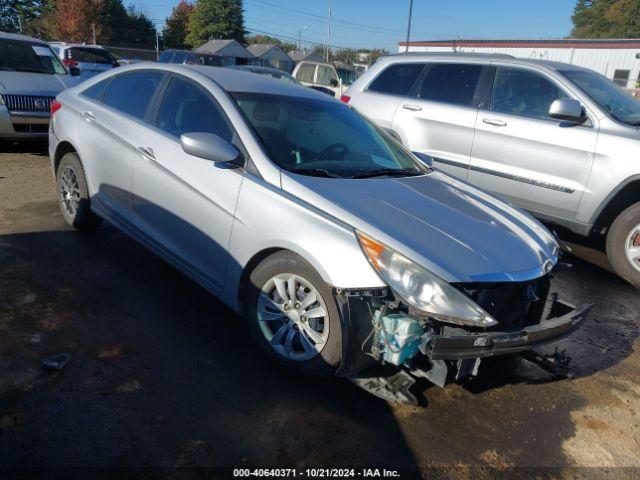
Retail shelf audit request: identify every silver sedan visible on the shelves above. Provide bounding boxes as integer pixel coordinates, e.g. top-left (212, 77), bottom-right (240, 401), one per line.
top-left (49, 64), bottom-right (590, 396)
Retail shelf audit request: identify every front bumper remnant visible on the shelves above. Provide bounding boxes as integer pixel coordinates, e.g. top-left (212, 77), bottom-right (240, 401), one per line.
top-left (423, 298), bottom-right (592, 361)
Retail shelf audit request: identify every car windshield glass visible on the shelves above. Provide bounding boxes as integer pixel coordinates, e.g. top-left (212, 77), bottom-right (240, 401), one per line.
top-left (0, 40), bottom-right (66, 75)
top-left (232, 92), bottom-right (426, 178)
top-left (70, 47), bottom-right (114, 64)
top-left (560, 69), bottom-right (640, 125)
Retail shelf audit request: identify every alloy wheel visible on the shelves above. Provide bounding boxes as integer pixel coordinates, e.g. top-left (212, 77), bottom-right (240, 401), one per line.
top-left (59, 165), bottom-right (81, 216)
top-left (257, 273), bottom-right (329, 361)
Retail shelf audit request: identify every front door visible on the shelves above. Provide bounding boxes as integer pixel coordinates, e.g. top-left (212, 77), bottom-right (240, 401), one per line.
top-left (132, 75), bottom-right (244, 288)
top-left (468, 66), bottom-right (597, 220)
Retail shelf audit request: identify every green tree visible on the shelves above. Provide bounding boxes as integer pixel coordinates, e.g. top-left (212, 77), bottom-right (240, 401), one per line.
top-left (0, 0), bottom-right (56, 38)
top-left (571, 0), bottom-right (640, 38)
top-left (98, 0), bottom-right (157, 48)
top-left (162, 0), bottom-right (194, 49)
top-left (185, 0), bottom-right (245, 48)
top-left (245, 34), bottom-right (296, 51)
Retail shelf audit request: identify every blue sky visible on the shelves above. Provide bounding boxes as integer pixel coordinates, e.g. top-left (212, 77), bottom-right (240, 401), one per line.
top-left (135, 0), bottom-right (577, 52)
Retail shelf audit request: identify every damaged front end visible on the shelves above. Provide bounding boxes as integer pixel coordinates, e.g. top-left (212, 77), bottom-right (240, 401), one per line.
top-left (336, 233), bottom-right (592, 404)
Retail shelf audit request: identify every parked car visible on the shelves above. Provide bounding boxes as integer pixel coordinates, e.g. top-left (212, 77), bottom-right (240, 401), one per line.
top-left (49, 64), bottom-right (589, 396)
top-left (230, 65), bottom-right (299, 84)
top-left (346, 52), bottom-right (640, 288)
top-left (0, 32), bottom-right (79, 140)
top-left (158, 49), bottom-right (225, 67)
top-left (50, 43), bottom-right (118, 79)
top-left (292, 60), bottom-right (349, 98)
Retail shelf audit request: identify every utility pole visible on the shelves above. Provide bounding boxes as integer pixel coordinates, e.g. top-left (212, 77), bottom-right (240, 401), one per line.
top-left (156, 33), bottom-right (160, 61)
top-left (326, 0), bottom-right (332, 62)
top-left (92, 23), bottom-right (97, 45)
top-left (405, 0), bottom-right (414, 53)
top-left (17, 15), bottom-right (22, 34)
top-left (298, 26), bottom-right (308, 50)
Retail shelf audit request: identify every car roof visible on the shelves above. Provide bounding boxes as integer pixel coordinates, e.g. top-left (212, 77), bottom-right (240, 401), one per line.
top-left (381, 52), bottom-right (591, 72)
top-left (233, 65), bottom-right (293, 76)
top-left (117, 63), bottom-right (332, 100)
top-left (0, 31), bottom-right (48, 45)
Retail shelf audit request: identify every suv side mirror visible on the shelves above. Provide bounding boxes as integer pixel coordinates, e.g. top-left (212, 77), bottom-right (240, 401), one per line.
top-left (329, 78), bottom-right (339, 88)
top-left (180, 132), bottom-right (240, 163)
top-left (69, 66), bottom-right (81, 77)
top-left (549, 98), bottom-right (587, 124)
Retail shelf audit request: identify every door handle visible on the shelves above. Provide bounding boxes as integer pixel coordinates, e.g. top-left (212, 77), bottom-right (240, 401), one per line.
top-left (137, 146), bottom-right (156, 162)
top-left (402, 104), bottom-right (422, 111)
top-left (81, 111), bottom-right (95, 121)
top-left (483, 118), bottom-right (507, 127)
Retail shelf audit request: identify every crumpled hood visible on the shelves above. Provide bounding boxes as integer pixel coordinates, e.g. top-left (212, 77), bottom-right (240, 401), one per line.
top-left (0, 72), bottom-right (76, 96)
top-left (282, 171), bottom-right (558, 283)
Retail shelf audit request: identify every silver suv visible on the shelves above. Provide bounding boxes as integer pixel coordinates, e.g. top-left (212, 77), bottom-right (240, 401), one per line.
top-left (0, 32), bottom-right (79, 139)
top-left (346, 53), bottom-right (640, 287)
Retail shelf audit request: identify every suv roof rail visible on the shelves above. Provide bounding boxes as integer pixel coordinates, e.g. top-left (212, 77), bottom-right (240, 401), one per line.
top-left (389, 51), bottom-right (515, 59)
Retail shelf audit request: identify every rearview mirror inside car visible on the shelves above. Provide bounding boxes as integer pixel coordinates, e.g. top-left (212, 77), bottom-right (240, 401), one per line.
top-left (549, 98), bottom-right (587, 124)
top-left (180, 132), bottom-right (241, 163)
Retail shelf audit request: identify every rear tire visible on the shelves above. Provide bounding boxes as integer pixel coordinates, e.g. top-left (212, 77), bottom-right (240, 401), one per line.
top-left (56, 152), bottom-right (102, 231)
top-left (606, 202), bottom-right (640, 288)
top-left (244, 251), bottom-right (342, 376)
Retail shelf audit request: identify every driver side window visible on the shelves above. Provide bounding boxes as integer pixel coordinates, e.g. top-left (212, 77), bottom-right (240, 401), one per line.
top-left (490, 67), bottom-right (569, 120)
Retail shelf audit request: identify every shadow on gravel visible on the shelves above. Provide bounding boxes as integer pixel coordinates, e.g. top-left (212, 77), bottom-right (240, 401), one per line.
top-left (0, 227), bottom-right (419, 471)
top-left (0, 140), bottom-right (48, 156)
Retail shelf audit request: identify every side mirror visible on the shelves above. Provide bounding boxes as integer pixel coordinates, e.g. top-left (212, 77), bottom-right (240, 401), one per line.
top-left (180, 132), bottom-right (240, 163)
top-left (329, 78), bottom-right (339, 88)
top-left (412, 151), bottom-right (434, 168)
top-left (69, 66), bottom-right (81, 77)
top-left (549, 98), bottom-right (587, 124)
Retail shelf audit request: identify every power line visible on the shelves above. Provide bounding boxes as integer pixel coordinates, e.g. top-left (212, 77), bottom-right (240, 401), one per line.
top-left (245, 26), bottom-right (353, 51)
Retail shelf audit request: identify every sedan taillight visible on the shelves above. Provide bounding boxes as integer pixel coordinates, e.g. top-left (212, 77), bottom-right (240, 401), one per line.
top-left (51, 100), bottom-right (62, 115)
top-left (340, 95), bottom-right (351, 103)
top-left (62, 58), bottom-right (78, 68)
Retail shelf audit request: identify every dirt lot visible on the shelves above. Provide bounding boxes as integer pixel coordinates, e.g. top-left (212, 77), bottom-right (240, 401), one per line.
top-left (1, 143), bottom-right (639, 478)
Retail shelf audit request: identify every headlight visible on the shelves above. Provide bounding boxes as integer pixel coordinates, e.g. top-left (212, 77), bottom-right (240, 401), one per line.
top-left (357, 232), bottom-right (497, 327)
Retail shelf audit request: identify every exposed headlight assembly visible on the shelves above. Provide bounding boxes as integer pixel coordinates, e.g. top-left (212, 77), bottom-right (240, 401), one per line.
top-left (357, 232), bottom-right (497, 327)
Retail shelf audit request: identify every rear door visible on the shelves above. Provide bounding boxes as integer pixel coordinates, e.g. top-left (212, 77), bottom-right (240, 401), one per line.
top-left (468, 66), bottom-right (597, 219)
top-left (78, 70), bottom-right (165, 221)
top-left (132, 74), bottom-right (244, 288)
top-left (391, 62), bottom-right (488, 180)
top-left (350, 62), bottom-right (425, 134)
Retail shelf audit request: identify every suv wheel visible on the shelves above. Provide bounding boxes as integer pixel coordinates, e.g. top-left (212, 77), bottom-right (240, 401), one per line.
top-left (56, 152), bottom-right (102, 230)
top-left (244, 251), bottom-right (342, 375)
top-left (606, 202), bottom-right (640, 287)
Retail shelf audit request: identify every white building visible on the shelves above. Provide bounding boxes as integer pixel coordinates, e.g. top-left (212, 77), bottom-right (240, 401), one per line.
top-left (399, 39), bottom-right (640, 89)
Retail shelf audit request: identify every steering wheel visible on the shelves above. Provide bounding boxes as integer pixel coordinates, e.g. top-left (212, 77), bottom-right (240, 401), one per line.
top-left (319, 143), bottom-right (350, 160)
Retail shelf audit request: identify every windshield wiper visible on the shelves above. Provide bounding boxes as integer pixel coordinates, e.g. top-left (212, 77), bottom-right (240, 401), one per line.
top-left (288, 167), bottom-right (344, 178)
top-left (351, 168), bottom-right (423, 179)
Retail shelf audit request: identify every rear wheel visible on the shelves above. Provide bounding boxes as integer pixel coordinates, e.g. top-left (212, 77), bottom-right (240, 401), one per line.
top-left (56, 152), bottom-right (102, 230)
top-left (606, 202), bottom-right (640, 288)
top-left (244, 251), bottom-right (342, 375)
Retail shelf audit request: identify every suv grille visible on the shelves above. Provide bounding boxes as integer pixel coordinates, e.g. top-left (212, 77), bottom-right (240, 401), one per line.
top-left (1, 94), bottom-right (54, 113)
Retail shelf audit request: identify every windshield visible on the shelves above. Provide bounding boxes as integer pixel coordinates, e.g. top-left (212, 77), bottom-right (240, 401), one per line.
top-left (336, 67), bottom-right (356, 85)
top-left (232, 92), bottom-right (426, 178)
top-left (560, 69), bottom-right (640, 126)
top-left (0, 39), bottom-right (67, 75)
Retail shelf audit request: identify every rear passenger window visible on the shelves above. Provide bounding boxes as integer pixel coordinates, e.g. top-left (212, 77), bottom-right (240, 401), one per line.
top-left (81, 78), bottom-right (110, 100)
top-left (155, 76), bottom-right (232, 141)
top-left (296, 63), bottom-right (316, 83)
top-left (418, 63), bottom-right (483, 106)
top-left (490, 67), bottom-right (569, 120)
top-left (101, 71), bottom-right (164, 120)
top-left (367, 63), bottom-right (424, 96)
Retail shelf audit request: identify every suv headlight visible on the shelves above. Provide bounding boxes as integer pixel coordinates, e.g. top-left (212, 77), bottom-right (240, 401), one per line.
top-left (357, 232), bottom-right (497, 327)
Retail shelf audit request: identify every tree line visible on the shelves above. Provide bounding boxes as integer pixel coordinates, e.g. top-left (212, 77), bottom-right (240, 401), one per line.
top-left (572, 0), bottom-right (640, 38)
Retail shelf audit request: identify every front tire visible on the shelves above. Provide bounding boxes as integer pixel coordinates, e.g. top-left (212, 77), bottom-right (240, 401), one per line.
top-left (244, 251), bottom-right (342, 375)
top-left (606, 202), bottom-right (640, 288)
top-left (56, 152), bottom-right (102, 231)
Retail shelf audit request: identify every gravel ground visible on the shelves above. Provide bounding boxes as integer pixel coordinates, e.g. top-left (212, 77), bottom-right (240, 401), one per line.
top-left (0, 143), bottom-right (639, 478)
